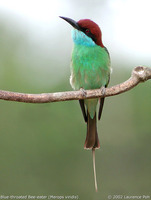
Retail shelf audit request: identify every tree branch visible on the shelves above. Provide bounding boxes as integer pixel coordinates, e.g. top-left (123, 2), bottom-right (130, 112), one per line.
top-left (0, 66), bottom-right (150, 103)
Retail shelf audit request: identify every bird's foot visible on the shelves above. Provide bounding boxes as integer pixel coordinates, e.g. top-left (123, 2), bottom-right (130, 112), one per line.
top-left (80, 88), bottom-right (87, 97)
top-left (100, 86), bottom-right (106, 97)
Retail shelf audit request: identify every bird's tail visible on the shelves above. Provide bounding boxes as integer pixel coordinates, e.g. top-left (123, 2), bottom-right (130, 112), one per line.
top-left (84, 112), bottom-right (100, 149)
top-left (84, 111), bottom-right (100, 192)
top-left (92, 148), bottom-right (98, 192)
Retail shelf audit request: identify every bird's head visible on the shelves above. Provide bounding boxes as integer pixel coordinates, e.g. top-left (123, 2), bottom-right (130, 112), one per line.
top-left (60, 16), bottom-right (104, 48)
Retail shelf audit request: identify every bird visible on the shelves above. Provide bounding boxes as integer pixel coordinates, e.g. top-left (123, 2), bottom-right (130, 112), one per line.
top-left (60, 16), bottom-right (111, 192)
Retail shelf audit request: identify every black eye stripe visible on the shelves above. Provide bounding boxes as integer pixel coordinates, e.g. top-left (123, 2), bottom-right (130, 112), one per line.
top-left (81, 28), bottom-right (97, 43)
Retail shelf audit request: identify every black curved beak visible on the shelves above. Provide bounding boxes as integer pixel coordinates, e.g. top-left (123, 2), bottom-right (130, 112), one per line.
top-left (59, 16), bottom-right (80, 30)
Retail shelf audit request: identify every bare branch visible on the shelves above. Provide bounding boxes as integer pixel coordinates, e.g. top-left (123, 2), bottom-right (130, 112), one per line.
top-left (0, 66), bottom-right (150, 103)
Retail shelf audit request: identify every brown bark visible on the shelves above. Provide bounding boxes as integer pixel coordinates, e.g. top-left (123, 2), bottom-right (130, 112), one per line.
top-left (0, 66), bottom-right (150, 103)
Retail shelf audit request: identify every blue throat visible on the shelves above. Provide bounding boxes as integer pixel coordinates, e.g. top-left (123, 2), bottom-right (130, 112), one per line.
top-left (71, 29), bottom-right (96, 47)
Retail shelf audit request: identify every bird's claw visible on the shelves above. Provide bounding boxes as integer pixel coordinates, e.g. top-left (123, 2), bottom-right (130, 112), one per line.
top-left (100, 86), bottom-right (106, 97)
top-left (80, 88), bottom-right (87, 97)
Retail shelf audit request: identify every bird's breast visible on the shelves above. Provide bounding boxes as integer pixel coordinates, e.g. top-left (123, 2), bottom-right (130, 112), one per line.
top-left (70, 44), bottom-right (110, 90)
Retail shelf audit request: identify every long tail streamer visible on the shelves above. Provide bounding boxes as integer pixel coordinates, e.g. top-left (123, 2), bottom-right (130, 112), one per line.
top-left (92, 148), bottom-right (98, 192)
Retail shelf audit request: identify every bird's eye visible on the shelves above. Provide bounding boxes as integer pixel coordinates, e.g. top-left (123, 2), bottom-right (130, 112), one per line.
top-left (85, 29), bottom-right (90, 34)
